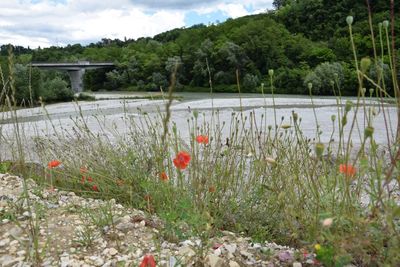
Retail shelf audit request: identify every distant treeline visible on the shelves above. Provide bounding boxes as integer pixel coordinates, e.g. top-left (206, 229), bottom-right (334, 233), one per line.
top-left (1, 0), bottom-right (399, 105)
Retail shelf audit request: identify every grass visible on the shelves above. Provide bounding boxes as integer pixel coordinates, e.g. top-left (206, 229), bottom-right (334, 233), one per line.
top-left (1, 12), bottom-right (400, 267)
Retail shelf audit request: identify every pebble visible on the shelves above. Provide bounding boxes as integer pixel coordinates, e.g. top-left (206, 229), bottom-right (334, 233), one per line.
top-left (0, 238), bottom-right (10, 247)
top-left (229, 260), bottom-right (241, 267)
top-left (205, 254), bottom-right (224, 267)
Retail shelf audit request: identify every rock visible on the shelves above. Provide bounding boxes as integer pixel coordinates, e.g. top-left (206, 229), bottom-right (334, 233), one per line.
top-left (205, 254), bottom-right (224, 267)
top-left (293, 262), bottom-right (302, 267)
top-left (1, 255), bottom-right (24, 267)
top-left (16, 250), bottom-right (26, 257)
top-left (213, 248), bottom-right (222, 256)
top-left (229, 260), bottom-right (241, 267)
top-left (178, 246), bottom-right (196, 258)
top-left (115, 222), bottom-right (135, 232)
top-left (278, 251), bottom-right (293, 262)
top-left (0, 238), bottom-right (10, 247)
top-left (88, 255), bottom-right (104, 266)
top-left (224, 244), bottom-right (237, 254)
top-left (169, 256), bottom-right (177, 267)
top-left (108, 248), bottom-right (118, 256)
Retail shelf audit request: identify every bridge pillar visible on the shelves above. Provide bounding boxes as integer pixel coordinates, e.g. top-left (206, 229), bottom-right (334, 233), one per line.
top-left (68, 69), bottom-right (85, 93)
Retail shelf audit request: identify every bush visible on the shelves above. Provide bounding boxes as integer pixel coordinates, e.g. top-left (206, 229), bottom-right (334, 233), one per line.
top-left (39, 76), bottom-right (74, 102)
top-left (304, 62), bottom-right (344, 95)
top-left (242, 74), bottom-right (259, 92)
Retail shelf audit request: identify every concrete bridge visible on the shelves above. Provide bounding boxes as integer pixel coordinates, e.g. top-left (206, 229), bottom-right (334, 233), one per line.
top-left (31, 61), bottom-right (114, 93)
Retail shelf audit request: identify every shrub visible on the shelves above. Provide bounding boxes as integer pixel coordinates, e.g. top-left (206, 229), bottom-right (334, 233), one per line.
top-left (39, 76), bottom-right (74, 102)
top-left (304, 62), bottom-right (344, 95)
top-left (242, 73), bottom-right (259, 92)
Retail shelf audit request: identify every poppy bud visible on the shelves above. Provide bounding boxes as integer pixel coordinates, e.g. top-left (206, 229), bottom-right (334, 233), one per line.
top-left (346, 16), bottom-right (354, 25)
top-left (360, 57), bottom-right (371, 74)
top-left (382, 20), bottom-right (389, 28)
top-left (315, 143), bottom-right (325, 158)
top-left (193, 110), bottom-right (199, 119)
top-left (308, 82), bottom-right (313, 91)
top-left (369, 88), bottom-right (374, 96)
top-left (345, 100), bottom-right (353, 112)
top-left (342, 115), bottom-right (347, 126)
top-left (331, 115), bottom-right (336, 122)
top-left (364, 126), bottom-right (374, 138)
top-left (292, 111), bottom-right (298, 122)
top-left (268, 69), bottom-right (274, 77)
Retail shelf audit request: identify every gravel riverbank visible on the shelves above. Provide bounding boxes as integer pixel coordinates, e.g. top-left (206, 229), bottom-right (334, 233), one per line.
top-left (0, 173), bottom-right (321, 267)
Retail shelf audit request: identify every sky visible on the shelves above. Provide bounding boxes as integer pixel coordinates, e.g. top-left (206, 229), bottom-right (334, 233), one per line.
top-left (0, 0), bottom-right (274, 48)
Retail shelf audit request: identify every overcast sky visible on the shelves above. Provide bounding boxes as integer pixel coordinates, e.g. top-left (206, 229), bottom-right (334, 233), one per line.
top-left (0, 0), bottom-right (274, 48)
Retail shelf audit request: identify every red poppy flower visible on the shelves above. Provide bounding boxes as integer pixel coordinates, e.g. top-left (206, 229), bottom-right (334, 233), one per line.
top-left (160, 172), bottom-right (169, 181)
top-left (339, 163), bottom-right (356, 177)
top-left (139, 254), bottom-right (156, 267)
top-left (87, 176), bottom-right (93, 182)
top-left (48, 160), bottom-right (61, 169)
top-left (173, 151), bottom-right (191, 170)
top-left (196, 135), bottom-right (209, 144)
top-left (92, 185), bottom-right (99, 191)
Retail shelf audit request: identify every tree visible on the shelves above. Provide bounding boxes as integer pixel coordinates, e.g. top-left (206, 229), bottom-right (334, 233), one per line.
top-left (304, 62), bottom-right (344, 95)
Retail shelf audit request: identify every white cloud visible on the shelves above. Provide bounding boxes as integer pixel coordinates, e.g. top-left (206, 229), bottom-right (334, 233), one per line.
top-left (0, 0), bottom-right (274, 48)
top-left (0, 0), bottom-right (185, 48)
top-left (217, 3), bottom-right (250, 18)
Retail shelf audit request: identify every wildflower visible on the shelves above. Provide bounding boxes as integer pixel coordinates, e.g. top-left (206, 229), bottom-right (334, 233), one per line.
top-left (208, 186), bottom-right (216, 193)
top-left (322, 218), bottom-right (333, 227)
top-left (139, 254), bottom-right (156, 267)
top-left (87, 176), bottom-right (93, 182)
top-left (160, 171), bottom-right (169, 181)
top-left (196, 135), bottom-right (209, 144)
top-left (314, 244), bottom-right (321, 251)
top-left (339, 163), bottom-right (356, 177)
top-left (173, 151), bottom-right (191, 170)
top-left (48, 160), bottom-right (61, 169)
top-left (92, 185), bottom-right (99, 192)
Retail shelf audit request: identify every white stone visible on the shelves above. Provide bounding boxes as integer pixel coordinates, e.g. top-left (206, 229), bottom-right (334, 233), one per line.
top-left (293, 262), bottom-right (302, 267)
top-left (0, 238), bottom-right (10, 247)
top-left (178, 246), bottom-right (196, 258)
top-left (224, 244), bottom-right (237, 254)
top-left (229, 260), bottom-right (241, 267)
top-left (108, 248), bottom-right (118, 256)
top-left (205, 254), bottom-right (224, 267)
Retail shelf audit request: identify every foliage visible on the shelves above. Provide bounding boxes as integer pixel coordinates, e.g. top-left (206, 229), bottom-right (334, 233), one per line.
top-left (304, 62), bottom-right (344, 95)
top-left (40, 76), bottom-right (74, 103)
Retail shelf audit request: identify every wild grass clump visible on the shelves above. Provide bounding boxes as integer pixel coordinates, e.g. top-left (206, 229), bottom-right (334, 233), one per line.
top-left (0, 11), bottom-right (399, 267)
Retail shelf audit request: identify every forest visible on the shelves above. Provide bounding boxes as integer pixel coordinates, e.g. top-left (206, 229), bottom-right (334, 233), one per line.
top-left (0, 0), bottom-right (399, 104)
